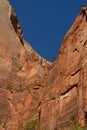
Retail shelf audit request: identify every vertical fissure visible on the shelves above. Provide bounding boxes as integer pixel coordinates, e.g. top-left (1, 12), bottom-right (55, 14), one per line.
top-left (85, 112), bottom-right (87, 126)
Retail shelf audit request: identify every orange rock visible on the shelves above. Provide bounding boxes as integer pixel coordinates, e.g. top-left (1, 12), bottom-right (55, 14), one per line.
top-left (1, 0), bottom-right (87, 130)
top-left (40, 5), bottom-right (87, 129)
top-left (0, 0), bottom-right (50, 129)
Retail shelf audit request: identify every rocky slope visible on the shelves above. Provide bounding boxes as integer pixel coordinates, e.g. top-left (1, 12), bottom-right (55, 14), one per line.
top-left (0, 0), bottom-right (87, 130)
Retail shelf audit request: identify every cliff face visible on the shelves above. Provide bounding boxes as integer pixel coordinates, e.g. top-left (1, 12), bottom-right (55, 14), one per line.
top-left (40, 5), bottom-right (87, 130)
top-left (0, 0), bottom-right (87, 130)
top-left (0, 0), bottom-right (51, 130)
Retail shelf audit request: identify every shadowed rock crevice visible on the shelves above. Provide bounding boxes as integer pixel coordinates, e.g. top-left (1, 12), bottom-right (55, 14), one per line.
top-left (71, 68), bottom-right (81, 76)
top-left (82, 5), bottom-right (87, 21)
top-left (61, 84), bottom-right (78, 96)
top-left (10, 7), bottom-right (24, 45)
top-left (82, 40), bottom-right (87, 47)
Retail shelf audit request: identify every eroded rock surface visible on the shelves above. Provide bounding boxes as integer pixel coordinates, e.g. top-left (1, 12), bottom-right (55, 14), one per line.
top-left (39, 5), bottom-right (87, 130)
top-left (0, 0), bottom-right (51, 130)
top-left (0, 0), bottom-right (87, 130)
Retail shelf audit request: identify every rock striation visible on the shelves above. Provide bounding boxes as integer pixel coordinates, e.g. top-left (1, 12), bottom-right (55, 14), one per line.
top-left (0, 0), bottom-right (51, 130)
top-left (40, 5), bottom-right (87, 130)
top-left (0, 0), bottom-right (87, 130)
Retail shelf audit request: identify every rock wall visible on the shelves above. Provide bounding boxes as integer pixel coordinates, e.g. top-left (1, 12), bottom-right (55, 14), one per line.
top-left (0, 0), bottom-right (87, 130)
top-left (0, 0), bottom-right (51, 130)
top-left (39, 5), bottom-right (87, 130)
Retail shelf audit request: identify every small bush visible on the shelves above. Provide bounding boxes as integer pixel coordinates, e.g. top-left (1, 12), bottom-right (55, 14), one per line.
top-left (72, 124), bottom-right (87, 130)
top-left (24, 117), bottom-right (40, 130)
top-left (70, 110), bottom-right (77, 121)
top-left (18, 116), bottom-right (43, 130)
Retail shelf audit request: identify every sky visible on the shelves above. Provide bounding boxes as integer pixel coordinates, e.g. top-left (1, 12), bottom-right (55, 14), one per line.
top-left (9, 0), bottom-right (85, 61)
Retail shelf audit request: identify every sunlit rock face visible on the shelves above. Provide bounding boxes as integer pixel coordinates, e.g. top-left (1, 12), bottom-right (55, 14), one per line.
top-left (40, 5), bottom-right (87, 130)
top-left (0, 0), bottom-right (51, 129)
top-left (1, 0), bottom-right (87, 130)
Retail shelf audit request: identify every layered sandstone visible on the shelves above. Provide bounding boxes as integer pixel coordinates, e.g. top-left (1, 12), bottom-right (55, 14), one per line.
top-left (0, 0), bottom-right (87, 130)
top-left (0, 0), bottom-right (51, 130)
top-left (39, 5), bottom-right (87, 130)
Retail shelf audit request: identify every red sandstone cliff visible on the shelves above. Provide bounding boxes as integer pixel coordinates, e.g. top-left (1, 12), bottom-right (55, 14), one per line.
top-left (0, 0), bottom-right (87, 130)
top-left (0, 0), bottom-right (51, 130)
top-left (40, 5), bottom-right (87, 130)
